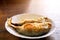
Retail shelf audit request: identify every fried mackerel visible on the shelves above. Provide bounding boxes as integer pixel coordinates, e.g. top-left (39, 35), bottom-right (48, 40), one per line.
top-left (7, 14), bottom-right (52, 37)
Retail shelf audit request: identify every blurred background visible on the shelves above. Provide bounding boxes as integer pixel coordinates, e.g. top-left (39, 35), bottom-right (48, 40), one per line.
top-left (0, 0), bottom-right (60, 40)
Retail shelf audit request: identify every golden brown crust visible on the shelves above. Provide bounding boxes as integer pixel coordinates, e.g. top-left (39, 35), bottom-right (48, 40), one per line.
top-left (7, 17), bottom-right (52, 30)
top-left (7, 14), bottom-right (52, 36)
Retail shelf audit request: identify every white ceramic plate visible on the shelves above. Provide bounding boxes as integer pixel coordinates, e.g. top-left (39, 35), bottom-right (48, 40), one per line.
top-left (5, 14), bottom-right (56, 39)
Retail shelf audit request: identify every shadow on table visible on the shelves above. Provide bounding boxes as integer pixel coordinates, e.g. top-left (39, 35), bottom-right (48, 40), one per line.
top-left (18, 36), bottom-right (55, 40)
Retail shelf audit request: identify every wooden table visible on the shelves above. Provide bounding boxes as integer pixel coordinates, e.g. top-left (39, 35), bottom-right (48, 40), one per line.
top-left (0, 0), bottom-right (60, 40)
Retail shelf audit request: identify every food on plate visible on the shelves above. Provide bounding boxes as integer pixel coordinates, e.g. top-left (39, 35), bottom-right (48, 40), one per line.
top-left (7, 14), bottom-right (52, 37)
